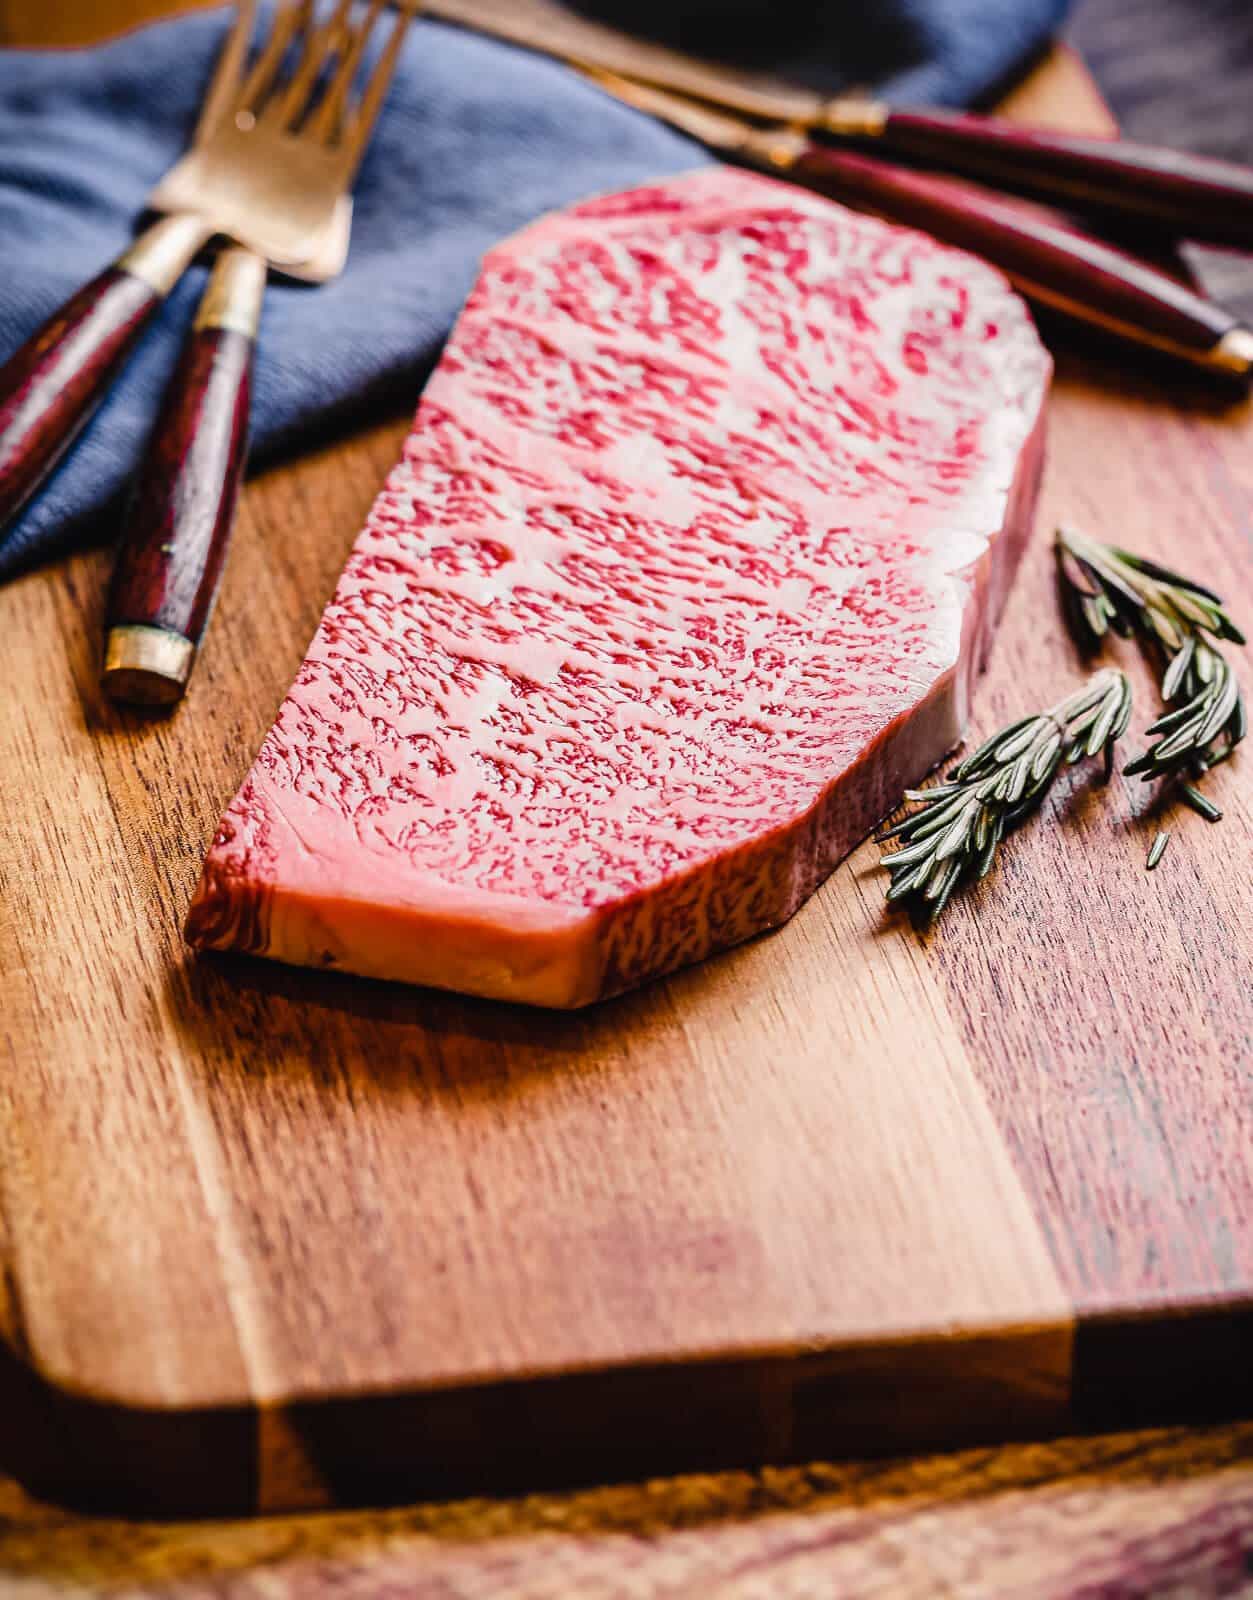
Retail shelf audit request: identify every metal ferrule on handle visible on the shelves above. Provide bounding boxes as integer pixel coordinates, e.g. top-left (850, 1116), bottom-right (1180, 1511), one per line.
top-left (103, 248), bottom-right (265, 707)
top-left (193, 247), bottom-right (267, 337)
top-left (120, 213), bottom-right (216, 294)
top-left (0, 215), bottom-right (209, 537)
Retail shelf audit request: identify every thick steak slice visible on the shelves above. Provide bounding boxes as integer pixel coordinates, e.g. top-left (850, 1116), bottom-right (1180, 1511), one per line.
top-left (186, 169), bottom-right (1050, 1007)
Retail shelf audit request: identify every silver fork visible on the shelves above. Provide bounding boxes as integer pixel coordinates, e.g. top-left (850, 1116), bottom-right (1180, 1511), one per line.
top-left (0, 0), bottom-right (417, 701)
top-left (0, 2), bottom-right (348, 536)
top-left (101, 0), bottom-right (418, 705)
top-left (147, 0), bottom-right (412, 271)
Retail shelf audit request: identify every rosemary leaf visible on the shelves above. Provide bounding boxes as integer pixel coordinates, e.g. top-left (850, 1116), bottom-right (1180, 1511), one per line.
top-left (1055, 525), bottom-right (1246, 797)
top-left (924, 855), bottom-right (963, 905)
top-left (1085, 692), bottom-right (1123, 757)
top-left (1148, 608), bottom-right (1185, 653)
top-left (1196, 665), bottom-right (1240, 748)
top-left (1004, 754), bottom-right (1032, 805)
top-left (1082, 595), bottom-right (1109, 640)
top-left (877, 668), bottom-right (1130, 927)
top-left (1066, 702), bottom-right (1104, 738)
top-left (934, 800), bottom-right (979, 862)
top-left (884, 789), bottom-right (973, 845)
top-left (1156, 719), bottom-right (1206, 763)
top-left (881, 831), bottom-right (939, 873)
top-left (1030, 733), bottom-right (1062, 782)
top-left (1115, 548), bottom-right (1225, 606)
top-left (929, 861), bottom-right (963, 921)
top-left (953, 718), bottom-right (1033, 781)
top-left (886, 861), bottom-right (930, 902)
top-left (1123, 749), bottom-right (1150, 778)
top-left (1145, 702), bottom-right (1196, 738)
top-left (1169, 588), bottom-right (1224, 633)
top-left (994, 721), bottom-right (1043, 763)
top-left (1146, 830), bottom-right (1170, 871)
top-left (1161, 634), bottom-right (1195, 700)
top-left (1180, 784), bottom-right (1223, 822)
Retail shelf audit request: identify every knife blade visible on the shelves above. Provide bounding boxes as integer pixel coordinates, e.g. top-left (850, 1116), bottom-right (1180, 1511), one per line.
top-left (425, 0), bottom-right (837, 126)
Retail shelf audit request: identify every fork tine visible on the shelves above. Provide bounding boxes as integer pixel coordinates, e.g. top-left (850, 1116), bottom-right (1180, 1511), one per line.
top-left (193, 0), bottom-right (256, 144)
top-left (263, 0), bottom-right (354, 130)
top-left (306, 0), bottom-right (385, 144)
top-left (339, 1), bottom-right (418, 177)
top-left (235, 0), bottom-right (310, 120)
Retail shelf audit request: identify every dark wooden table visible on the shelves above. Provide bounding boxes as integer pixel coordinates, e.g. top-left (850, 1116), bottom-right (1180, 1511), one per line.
top-left (0, 1425), bottom-right (1249, 1598)
top-left (2, 3), bottom-right (1251, 1593)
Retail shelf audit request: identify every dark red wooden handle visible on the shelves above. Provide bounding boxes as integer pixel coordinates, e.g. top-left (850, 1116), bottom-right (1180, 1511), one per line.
top-left (106, 324), bottom-right (253, 681)
top-left (875, 110), bottom-right (1253, 252)
top-left (792, 145), bottom-right (1241, 362)
top-left (0, 268), bottom-right (161, 532)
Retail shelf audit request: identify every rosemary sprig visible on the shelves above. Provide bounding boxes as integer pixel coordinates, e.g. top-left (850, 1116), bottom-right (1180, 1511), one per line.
top-left (877, 668), bottom-right (1132, 925)
top-left (1056, 524), bottom-right (1246, 783)
top-left (1179, 783), bottom-right (1222, 823)
top-left (1124, 639), bottom-right (1245, 781)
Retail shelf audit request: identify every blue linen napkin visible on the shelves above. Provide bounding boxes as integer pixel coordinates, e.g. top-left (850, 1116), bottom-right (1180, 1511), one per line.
top-left (0, 0), bottom-right (1068, 578)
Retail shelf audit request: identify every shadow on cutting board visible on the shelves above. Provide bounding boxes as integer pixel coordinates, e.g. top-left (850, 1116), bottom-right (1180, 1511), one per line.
top-left (169, 913), bottom-right (775, 1098)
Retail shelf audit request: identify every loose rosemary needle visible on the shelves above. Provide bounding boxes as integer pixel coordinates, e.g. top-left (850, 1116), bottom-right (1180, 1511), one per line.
top-left (877, 668), bottom-right (1132, 925)
top-left (1179, 783), bottom-right (1222, 822)
top-left (1056, 524), bottom-right (1246, 786)
top-left (1146, 830), bottom-right (1170, 871)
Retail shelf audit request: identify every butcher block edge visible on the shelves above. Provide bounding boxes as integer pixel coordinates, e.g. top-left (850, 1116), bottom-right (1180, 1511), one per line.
top-left (4, 1295), bottom-right (1252, 1515)
top-left (0, 1314), bottom-right (1070, 1515)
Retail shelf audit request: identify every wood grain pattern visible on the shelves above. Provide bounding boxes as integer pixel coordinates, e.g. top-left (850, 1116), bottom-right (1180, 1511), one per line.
top-left (876, 108), bottom-right (1253, 250)
top-left (0, 18), bottom-right (1249, 1522)
top-left (0, 267), bottom-right (160, 532)
top-left (936, 53), bottom-right (1253, 1392)
top-left (107, 324), bottom-right (253, 645)
top-left (1, 1424), bottom-right (1251, 1598)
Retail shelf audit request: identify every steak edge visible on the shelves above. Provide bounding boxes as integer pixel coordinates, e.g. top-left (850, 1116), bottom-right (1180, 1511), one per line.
top-left (186, 169), bottom-right (1051, 1007)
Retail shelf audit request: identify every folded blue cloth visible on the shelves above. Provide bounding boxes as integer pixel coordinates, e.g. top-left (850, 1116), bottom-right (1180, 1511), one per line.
top-left (0, 0), bottom-right (1068, 577)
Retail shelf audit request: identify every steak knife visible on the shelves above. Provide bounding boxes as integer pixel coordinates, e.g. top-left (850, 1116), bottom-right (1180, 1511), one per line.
top-left (429, 0), bottom-right (1253, 252)
top-left (585, 70), bottom-right (1253, 383)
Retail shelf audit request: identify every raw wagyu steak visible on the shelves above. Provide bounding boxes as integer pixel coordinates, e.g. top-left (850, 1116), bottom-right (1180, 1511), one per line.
top-left (187, 169), bottom-right (1050, 1007)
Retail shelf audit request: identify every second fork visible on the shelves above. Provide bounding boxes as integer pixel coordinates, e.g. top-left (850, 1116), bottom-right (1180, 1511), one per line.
top-left (98, 0), bottom-right (416, 705)
top-left (0, 1), bottom-right (415, 702)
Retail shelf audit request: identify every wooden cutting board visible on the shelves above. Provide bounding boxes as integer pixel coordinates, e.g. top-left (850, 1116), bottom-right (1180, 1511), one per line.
top-left (0, 39), bottom-right (1249, 1516)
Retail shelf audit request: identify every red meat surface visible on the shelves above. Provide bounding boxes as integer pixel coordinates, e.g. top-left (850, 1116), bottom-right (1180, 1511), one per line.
top-left (186, 169), bottom-right (1050, 1006)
